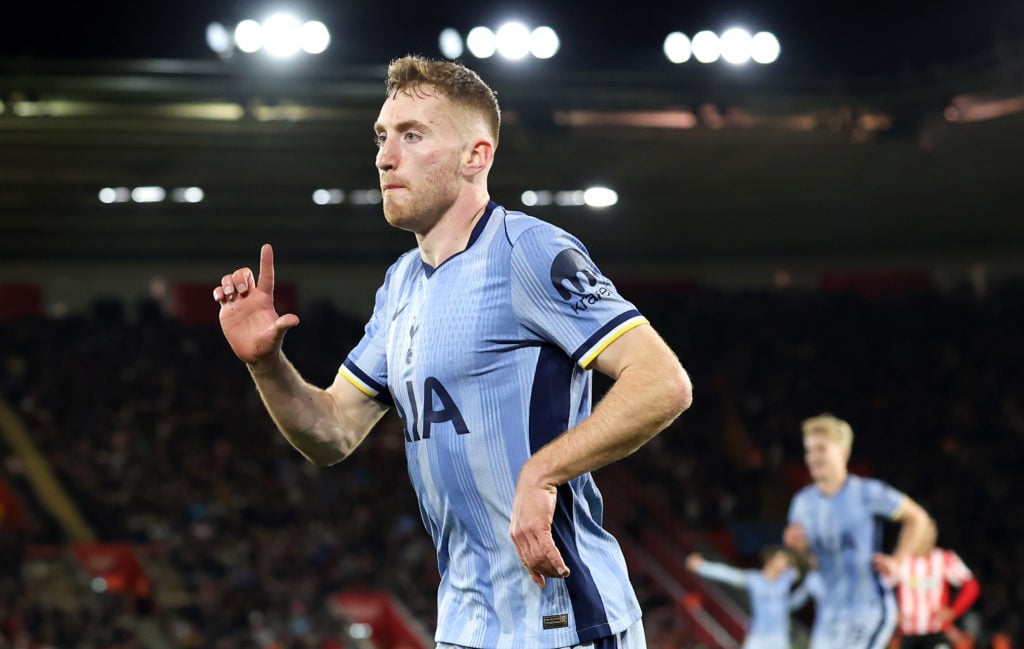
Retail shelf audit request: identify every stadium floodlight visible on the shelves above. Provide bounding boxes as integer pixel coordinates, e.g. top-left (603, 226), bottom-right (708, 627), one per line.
top-left (439, 28), bottom-right (464, 59)
top-left (555, 190), bottom-right (586, 206)
top-left (312, 189), bottom-right (344, 205)
top-left (460, 23), bottom-right (559, 60)
top-left (131, 186), bottom-right (166, 203)
top-left (349, 189), bottom-right (382, 205)
top-left (172, 187), bottom-right (205, 203)
top-left (262, 14), bottom-right (303, 58)
top-left (663, 32), bottom-right (692, 64)
top-left (234, 19), bottom-right (264, 54)
top-left (496, 22), bottom-right (531, 60)
top-left (98, 187), bottom-right (131, 204)
top-left (522, 190), bottom-right (553, 206)
top-left (466, 26), bottom-right (497, 58)
top-left (720, 28), bottom-right (753, 64)
top-left (206, 22), bottom-right (232, 55)
top-left (751, 31), bottom-right (780, 64)
top-left (530, 26), bottom-right (559, 59)
top-left (692, 30), bottom-right (721, 63)
top-left (300, 21), bottom-right (331, 54)
top-left (225, 16), bottom-right (330, 57)
top-left (583, 186), bottom-right (618, 208)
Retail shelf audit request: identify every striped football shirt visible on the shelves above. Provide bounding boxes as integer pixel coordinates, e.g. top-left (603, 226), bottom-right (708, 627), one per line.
top-left (343, 202), bottom-right (648, 649)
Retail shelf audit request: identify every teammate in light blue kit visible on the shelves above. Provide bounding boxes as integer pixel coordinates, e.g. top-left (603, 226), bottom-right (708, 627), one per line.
top-left (213, 55), bottom-right (692, 649)
top-left (785, 414), bottom-right (932, 649)
top-left (686, 548), bottom-right (805, 649)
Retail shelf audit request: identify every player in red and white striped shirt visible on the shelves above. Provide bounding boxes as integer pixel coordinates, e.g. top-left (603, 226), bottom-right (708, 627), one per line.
top-left (874, 519), bottom-right (980, 649)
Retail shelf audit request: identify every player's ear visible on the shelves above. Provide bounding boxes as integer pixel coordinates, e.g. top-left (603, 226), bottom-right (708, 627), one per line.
top-left (463, 137), bottom-right (494, 176)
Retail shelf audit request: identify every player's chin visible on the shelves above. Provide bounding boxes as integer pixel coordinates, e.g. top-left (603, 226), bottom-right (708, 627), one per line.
top-left (382, 203), bottom-right (411, 227)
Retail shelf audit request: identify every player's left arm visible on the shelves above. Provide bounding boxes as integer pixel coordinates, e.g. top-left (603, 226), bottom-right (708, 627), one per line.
top-left (889, 496), bottom-right (932, 562)
top-left (510, 324), bottom-right (692, 586)
top-left (873, 496), bottom-right (932, 578)
top-left (529, 323), bottom-right (691, 482)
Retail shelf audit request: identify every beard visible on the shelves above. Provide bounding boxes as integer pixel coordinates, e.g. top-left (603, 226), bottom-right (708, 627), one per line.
top-left (382, 154), bottom-right (462, 234)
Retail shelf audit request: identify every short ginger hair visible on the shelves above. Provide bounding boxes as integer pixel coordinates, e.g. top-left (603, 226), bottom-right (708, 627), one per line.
top-left (385, 54), bottom-right (501, 146)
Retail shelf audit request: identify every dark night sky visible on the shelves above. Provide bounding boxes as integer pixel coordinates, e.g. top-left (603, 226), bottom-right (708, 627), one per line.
top-left (2, 0), bottom-right (1022, 79)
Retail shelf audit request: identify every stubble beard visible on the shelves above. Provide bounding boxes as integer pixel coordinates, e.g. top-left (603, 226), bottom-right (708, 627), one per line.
top-left (382, 157), bottom-right (462, 234)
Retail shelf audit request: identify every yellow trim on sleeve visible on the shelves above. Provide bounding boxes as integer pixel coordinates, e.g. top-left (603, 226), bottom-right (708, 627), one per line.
top-left (580, 317), bottom-right (650, 369)
top-left (890, 495), bottom-right (907, 521)
top-left (339, 365), bottom-right (377, 398)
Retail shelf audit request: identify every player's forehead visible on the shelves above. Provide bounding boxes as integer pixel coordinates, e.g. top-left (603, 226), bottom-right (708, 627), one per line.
top-left (374, 85), bottom-right (453, 130)
top-left (803, 433), bottom-right (834, 450)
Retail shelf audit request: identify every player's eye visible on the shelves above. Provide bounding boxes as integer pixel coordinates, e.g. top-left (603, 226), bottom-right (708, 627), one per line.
top-left (403, 132), bottom-right (422, 143)
top-left (373, 133), bottom-right (386, 147)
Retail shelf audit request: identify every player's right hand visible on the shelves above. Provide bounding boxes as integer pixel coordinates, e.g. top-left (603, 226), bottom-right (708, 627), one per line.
top-left (783, 523), bottom-right (807, 550)
top-left (872, 552), bottom-right (899, 578)
top-left (213, 243), bottom-right (300, 366)
top-left (685, 553), bottom-right (704, 571)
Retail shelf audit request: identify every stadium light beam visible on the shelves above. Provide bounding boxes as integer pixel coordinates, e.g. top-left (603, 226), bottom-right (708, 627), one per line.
top-left (262, 14), bottom-right (302, 58)
top-left (467, 26), bottom-right (497, 58)
top-left (664, 32), bottom-right (692, 64)
top-left (234, 20), bottom-right (263, 53)
top-left (300, 21), bottom-right (330, 54)
top-left (692, 30), bottom-right (721, 63)
top-left (530, 26), bottom-right (560, 59)
top-left (751, 31), bottom-right (780, 64)
top-left (496, 22), bottom-right (532, 60)
top-left (583, 186), bottom-right (618, 208)
top-left (206, 22), bottom-right (232, 55)
top-left (439, 28), bottom-right (464, 59)
top-left (720, 28), bottom-right (753, 64)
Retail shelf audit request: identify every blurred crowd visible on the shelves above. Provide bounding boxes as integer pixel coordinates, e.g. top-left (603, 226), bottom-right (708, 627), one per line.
top-left (1, 276), bottom-right (1022, 648)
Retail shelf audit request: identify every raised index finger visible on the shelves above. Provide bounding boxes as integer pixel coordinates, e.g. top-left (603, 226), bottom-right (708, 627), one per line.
top-left (257, 243), bottom-right (275, 294)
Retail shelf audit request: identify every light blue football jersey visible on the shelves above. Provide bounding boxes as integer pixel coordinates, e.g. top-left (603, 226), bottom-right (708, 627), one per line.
top-left (694, 562), bottom-right (798, 648)
top-left (787, 475), bottom-right (904, 637)
top-left (342, 202), bottom-right (649, 649)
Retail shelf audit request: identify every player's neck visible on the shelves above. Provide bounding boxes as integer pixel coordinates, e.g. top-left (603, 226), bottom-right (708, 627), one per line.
top-left (816, 470), bottom-right (848, 496)
top-left (416, 192), bottom-right (490, 268)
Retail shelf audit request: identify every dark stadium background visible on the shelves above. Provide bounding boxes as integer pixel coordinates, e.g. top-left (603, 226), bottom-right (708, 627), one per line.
top-left (1, 1), bottom-right (1022, 647)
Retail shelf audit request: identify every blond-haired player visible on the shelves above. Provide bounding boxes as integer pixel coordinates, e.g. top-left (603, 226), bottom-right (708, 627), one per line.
top-left (784, 414), bottom-right (932, 649)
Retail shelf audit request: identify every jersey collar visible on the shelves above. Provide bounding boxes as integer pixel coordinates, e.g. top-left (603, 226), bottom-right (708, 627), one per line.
top-left (421, 201), bottom-right (498, 277)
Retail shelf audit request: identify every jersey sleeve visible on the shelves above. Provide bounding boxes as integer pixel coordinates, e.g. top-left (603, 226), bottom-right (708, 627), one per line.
top-left (943, 550), bottom-right (974, 586)
top-left (509, 225), bottom-right (648, 368)
top-left (339, 264), bottom-right (396, 407)
top-left (863, 477), bottom-right (906, 519)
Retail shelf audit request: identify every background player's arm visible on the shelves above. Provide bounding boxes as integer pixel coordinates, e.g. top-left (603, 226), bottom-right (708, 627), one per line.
top-left (215, 244), bottom-right (389, 466)
top-left (889, 496), bottom-right (932, 562)
top-left (510, 324), bottom-right (691, 586)
top-left (874, 496), bottom-right (933, 578)
top-left (686, 553), bottom-right (749, 589)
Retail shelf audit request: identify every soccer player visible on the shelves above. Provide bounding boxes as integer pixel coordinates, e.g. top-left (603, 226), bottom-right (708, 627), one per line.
top-left (875, 518), bottom-right (980, 649)
top-left (784, 414), bottom-right (932, 649)
top-left (685, 547), bottom-right (805, 649)
top-left (213, 55), bottom-right (692, 649)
